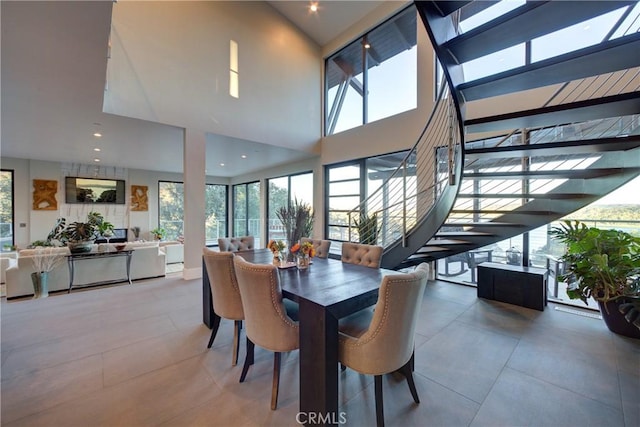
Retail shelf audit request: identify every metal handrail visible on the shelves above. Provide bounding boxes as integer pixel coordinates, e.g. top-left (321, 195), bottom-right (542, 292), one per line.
top-left (344, 79), bottom-right (461, 247)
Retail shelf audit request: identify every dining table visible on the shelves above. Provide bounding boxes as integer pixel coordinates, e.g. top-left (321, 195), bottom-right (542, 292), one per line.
top-left (202, 248), bottom-right (397, 426)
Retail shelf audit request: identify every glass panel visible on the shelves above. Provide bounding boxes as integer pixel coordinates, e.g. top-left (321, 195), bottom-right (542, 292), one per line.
top-left (329, 165), bottom-right (360, 181)
top-left (329, 180), bottom-right (360, 196)
top-left (233, 184), bottom-right (247, 236)
top-left (205, 184), bottom-right (227, 242)
top-left (462, 44), bottom-right (525, 81)
top-left (247, 182), bottom-right (261, 246)
top-left (328, 225), bottom-right (350, 241)
top-left (532, 8), bottom-right (628, 62)
top-left (0, 170), bottom-right (14, 251)
top-left (268, 177), bottom-right (289, 242)
top-left (158, 182), bottom-right (183, 241)
top-left (290, 173), bottom-right (313, 207)
top-left (459, 0), bottom-right (526, 33)
top-left (328, 196), bottom-right (361, 211)
top-left (366, 9), bottom-right (417, 123)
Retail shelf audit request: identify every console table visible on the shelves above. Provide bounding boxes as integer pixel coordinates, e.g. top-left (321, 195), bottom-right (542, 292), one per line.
top-left (67, 250), bottom-right (133, 293)
top-left (477, 262), bottom-right (548, 311)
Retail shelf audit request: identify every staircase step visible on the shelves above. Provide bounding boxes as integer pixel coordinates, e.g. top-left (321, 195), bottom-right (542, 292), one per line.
top-left (458, 32), bottom-right (640, 101)
top-left (443, 1), bottom-right (633, 64)
top-left (465, 135), bottom-right (640, 160)
top-left (443, 222), bottom-right (525, 228)
top-left (463, 168), bottom-right (626, 180)
top-left (465, 92), bottom-right (640, 133)
top-left (450, 209), bottom-right (556, 215)
top-left (458, 193), bottom-right (593, 199)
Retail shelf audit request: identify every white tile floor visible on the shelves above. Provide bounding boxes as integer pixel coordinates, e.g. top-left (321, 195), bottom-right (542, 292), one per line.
top-left (1, 273), bottom-right (638, 426)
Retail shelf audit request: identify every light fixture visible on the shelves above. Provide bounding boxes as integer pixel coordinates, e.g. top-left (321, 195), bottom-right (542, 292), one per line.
top-left (94, 148), bottom-right (101, 152)
top-left (93, 132), bottom-right (102, 138)
top-left (364, 42), bottom-right (371, 49)
top-left (220, 163), bottom-right (225, 167)
top-left (309, 2), bottom-right (318, 13)
top-left (241, 154), bottom-right (247, 159)
top-left (93, 158), bottom-right (100, 163)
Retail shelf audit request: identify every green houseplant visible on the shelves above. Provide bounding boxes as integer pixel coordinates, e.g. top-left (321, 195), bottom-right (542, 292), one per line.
top-left (151, 227), bottom-right (166, 241)
top-left (354, 212), bottom-right (380, 245)
top-left (46, 211), bottom-right (109, 253)
top-left (549, 220), bottom-right (640, 337)
top-left (276, 198), bottom-right (313, 257)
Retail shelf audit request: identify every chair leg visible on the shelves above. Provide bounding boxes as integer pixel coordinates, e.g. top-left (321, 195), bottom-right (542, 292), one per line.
top-left (397, 356), bottom-right (420, 404)
top-left (271, 352), bottom-right (281, 410)
top-left (374, 375), bottom-right (384, 427)
top-left (207, 315), bottom-right (221, 348)
top-left (239, 337), bottom-right (254, 383)
top-left (232, 320), bottom-right (242, 366)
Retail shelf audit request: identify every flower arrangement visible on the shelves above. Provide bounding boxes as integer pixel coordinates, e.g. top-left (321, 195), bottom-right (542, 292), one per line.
top-left (268, 240), bottom-right (286, 254)
top-left (31, 248), bottom-right (66, 273)
top-left (290, 241), bottom-right (316, 258)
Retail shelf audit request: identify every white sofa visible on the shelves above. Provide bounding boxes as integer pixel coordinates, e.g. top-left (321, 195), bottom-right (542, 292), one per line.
top-left (5, 242), bottom-right (166, 299)
top-left (159, 241), bottom-right (184, 264)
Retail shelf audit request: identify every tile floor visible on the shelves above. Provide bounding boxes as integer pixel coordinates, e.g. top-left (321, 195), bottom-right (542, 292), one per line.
top-left (1, 273), bottom-right (638, 426)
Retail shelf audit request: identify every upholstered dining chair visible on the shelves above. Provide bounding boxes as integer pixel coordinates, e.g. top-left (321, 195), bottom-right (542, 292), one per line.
top-left (202, 248), bottom-right (244, 366)
top-left (218, 236), bottom-right (255, 252)
top-left (233, 255), bottom-right (299, 410)
top-left (338, 263), bottom-right (429, 427)
top-left (300, 237), bottom-right (332, 259)
top-left (341, 242), bottom-right (383, 268)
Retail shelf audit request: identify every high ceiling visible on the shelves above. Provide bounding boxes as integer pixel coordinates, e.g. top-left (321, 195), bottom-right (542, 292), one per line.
top-left (1, 1), bottom-right (388, 177)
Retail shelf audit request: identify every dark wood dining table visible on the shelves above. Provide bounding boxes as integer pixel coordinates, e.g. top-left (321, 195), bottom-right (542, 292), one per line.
top-left (202, 248), bottom-right (397, 426)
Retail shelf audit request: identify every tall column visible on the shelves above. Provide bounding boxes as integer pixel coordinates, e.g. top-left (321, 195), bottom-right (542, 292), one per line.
top-left (183, 128), bottom-right (206, 280)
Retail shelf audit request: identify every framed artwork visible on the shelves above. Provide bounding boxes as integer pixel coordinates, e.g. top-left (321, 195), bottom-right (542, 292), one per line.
top-left (131, 185), bottom-right (148, 211)
top-left (33, 179), bottom-right (58, 210)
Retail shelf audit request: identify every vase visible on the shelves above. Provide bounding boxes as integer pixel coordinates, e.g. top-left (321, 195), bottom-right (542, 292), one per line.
top-left (31, 272), bottom-right (41, 299)
top-left (599, 300), bottom-right (640, 339)
top-left (273, 253), bottom-right (281, 266)
top-left (297, 254), bottom-right (310, 270)
top-left (39, 272), bottom-right (50, 298)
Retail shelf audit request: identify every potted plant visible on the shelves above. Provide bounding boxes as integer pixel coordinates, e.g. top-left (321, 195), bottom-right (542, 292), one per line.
top-left (549, 220), bottom-right (640, 338)
top-left (276, 198), bottom-right (313, 259)
top-left (151, 227), bottom-right (166, 241)
top-left (354, 212), bottom-right (380, 245)
top-left (46, 211), bottom-right (108, 253)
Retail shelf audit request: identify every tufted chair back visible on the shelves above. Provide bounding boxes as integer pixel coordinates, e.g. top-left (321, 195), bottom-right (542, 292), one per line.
top-left (339, 263), bottom-right (428, 374)
top-left (341, 242), bottom-right (383, 268)
top-left (300, 238), bottom-right (332, 259)
top-left (233, 255), bottom-right (299, 352)
top-left (218, 236), bottom-right (255, 252)
top-left (202, 248), bottom-right (245, 366)
top-left (202, 248), bottom-right (243, 321)
top-left (338, 263), bottom-right (428, 426)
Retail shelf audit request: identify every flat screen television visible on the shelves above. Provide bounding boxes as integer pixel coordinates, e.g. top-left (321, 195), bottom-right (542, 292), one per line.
top-left (65, 177), bottom-right (126, 204)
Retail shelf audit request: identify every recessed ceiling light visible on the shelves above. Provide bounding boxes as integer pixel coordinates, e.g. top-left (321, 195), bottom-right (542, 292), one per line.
top-left (94, 148), bottom-right (101, 152)
top-left (241, 154), bottom-right (247, 159)
top-left (309, 2), bottom-right (318, 13)
top-left (93, 132), bottom-right (102, 138)
top-left (93, 158), bottom-right (100, 162)
top-left (220, 163), bottom-right (225, 167)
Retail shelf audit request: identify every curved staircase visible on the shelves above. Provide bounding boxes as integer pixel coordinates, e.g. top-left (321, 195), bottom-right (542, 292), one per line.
top-left (351, 1), bottom-right (640, 270)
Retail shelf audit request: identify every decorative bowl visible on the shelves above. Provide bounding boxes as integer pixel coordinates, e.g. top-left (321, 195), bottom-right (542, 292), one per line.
top-left (115, 244), bottom-right (127, 252)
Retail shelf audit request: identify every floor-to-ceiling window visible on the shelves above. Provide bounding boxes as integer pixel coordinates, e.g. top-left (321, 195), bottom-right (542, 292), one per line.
top-left (0, 170), bottom-right (14, 251)
top-left (267, 172), bottom-right (313, 244)
top-left (325, 152), bottom-right (409, 249)
top-left (158, 181), bottom-right (228, 243)
top-left (325, 5), bottom-right (417, 135)
top-left (232, 181), bottom-right (261, 246)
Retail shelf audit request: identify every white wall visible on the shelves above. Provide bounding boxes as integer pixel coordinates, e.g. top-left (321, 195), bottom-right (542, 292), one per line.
top-left (105, 0), bottom-right (322, 154)
top-left (2, 156), bottom-right (232, 248)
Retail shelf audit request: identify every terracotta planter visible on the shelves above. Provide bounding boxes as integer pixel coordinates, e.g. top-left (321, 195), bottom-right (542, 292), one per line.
top-left (598, 300), bottom-right (640, 339)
